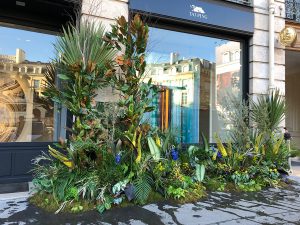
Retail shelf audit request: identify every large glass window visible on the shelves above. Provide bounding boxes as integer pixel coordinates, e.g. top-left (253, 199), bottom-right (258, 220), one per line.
top-left (145, 27), bottom-right (243, 143)
top-left (0, 26), bottom-right (56, 142)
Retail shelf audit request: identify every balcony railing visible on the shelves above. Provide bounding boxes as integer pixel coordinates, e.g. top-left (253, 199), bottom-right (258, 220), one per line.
top-left (286, 0), bottom-right (300, 23)
top-left (225, 0), bottom-right (252, 6)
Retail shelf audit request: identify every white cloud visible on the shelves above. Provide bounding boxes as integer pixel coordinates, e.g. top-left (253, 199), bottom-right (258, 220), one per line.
top-left (25, 39), bottom-right (31, 42)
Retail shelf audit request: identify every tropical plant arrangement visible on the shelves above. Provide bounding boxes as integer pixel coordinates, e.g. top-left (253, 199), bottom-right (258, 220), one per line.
top-left (31, 15), bottom-right (206, 214)
top-left (31, 15), bottom-right (293, 214)
top-left (188, 91), bottom-right (293, 192)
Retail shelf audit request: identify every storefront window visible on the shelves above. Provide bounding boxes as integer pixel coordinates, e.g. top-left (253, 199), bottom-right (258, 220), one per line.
top-left (145, 27), bottom-right (243, 143)
top-left (0, 26), bottom-right (56, 142)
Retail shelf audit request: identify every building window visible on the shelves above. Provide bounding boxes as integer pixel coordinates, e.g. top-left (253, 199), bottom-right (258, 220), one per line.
top-left (181, 92), bottom-right (188, 106)
top-left (223, 52), bottom-right (230, 63)
top-left (0, 26), bottom-right (56, 142)
top-left (234, 50), bottom-right (240, 61)
top-left (33, 80), bottom-right (40, 89)
top-left (146, 27), bottom-right (243, 143)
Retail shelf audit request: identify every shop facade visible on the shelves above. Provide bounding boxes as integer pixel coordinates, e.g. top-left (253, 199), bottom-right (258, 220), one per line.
top-left (0, 0), bottom-right (288, 187)
top-left (285, 0), bottom-right (300, 148)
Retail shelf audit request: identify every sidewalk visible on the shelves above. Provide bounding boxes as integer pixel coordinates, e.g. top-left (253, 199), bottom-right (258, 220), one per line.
top-left (1, 169), bottom-right (300, 225)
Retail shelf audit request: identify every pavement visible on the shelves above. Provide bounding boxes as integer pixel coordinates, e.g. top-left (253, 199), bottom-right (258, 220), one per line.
top-left (0, 162), bottom-right (300, 225)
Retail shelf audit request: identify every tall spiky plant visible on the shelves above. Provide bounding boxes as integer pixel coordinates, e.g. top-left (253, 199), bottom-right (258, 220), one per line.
top-left (42, 19), bottom-right (116, 168)
top-left (43, 19), bottom-right (116, 139)
top-left (251, 89), bottom-right (285, 134)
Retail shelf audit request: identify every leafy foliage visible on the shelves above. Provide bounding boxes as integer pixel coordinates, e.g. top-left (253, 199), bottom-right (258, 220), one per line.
top-left (32, 13), bottom-right (290, 215)
top-left (251, 89), bottom-right (285, 134)
top-left (134, 173), bottom-right (153, 204)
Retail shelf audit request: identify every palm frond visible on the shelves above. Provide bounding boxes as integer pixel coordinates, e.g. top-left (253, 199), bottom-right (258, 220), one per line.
top-left (55, 19), bottom-right (116, 72)
top-left (251, 89), bottom-right (285, 133)
top-left (134, 173), bottom-right (153, 204)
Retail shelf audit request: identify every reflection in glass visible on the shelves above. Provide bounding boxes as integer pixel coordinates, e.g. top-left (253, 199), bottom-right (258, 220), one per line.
top-left (0, 27), bottom-right (56, 142)
top-left (145, 27), bottom-right (243, 143)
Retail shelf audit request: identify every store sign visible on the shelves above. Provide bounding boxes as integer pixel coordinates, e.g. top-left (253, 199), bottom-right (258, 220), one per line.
top-left (189, 4), bottom-right (208, 19)
top-left (130, 0), bottom-right (254, 34)
top-left (279, 27), bottom-right (297, 46)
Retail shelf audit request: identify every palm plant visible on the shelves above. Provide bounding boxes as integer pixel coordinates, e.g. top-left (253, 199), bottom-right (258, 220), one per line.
top-left (251, 89), bottom-right (285, 134)
top-left (42, 19), bottom-right (116, 168)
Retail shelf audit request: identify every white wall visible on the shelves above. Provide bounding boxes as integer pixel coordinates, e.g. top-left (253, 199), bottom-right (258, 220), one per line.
top-left (81, 0), bottom-right (128, 29)
top-left (249, 0), bottom-right (286, 97)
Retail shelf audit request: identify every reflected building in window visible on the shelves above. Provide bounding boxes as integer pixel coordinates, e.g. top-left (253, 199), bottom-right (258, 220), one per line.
top-left (215, 41), bottom-right (242, 100)
top-left (0, 48), bottom-right (53, 142)
top-left (145, 53), bottom-right (215, 144)
top-left (212, 42), bottom-right (243, 139)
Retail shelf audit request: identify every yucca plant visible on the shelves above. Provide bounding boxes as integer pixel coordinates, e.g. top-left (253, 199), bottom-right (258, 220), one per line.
top-left (251, 89), bottom-right (285, 134)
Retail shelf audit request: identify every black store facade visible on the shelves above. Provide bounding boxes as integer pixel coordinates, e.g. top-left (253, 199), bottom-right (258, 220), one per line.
top-left (0, 0), bottom-right (253, 189)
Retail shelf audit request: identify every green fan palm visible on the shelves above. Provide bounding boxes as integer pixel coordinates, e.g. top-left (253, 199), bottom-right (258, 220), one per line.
top-left (43, 19), bottom-right (116, 134)
top-left (251, 89), bottom-right (285, 134)
top-left (42, 19), bottom-right (117, 169)
top-left (43, 19), bottom-right (116, 108)
top-left (56, 19), bottom-right (116, 72)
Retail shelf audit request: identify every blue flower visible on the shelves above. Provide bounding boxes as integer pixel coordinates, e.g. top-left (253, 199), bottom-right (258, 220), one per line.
top-left (115, 153), bottom-right (121, 164)
top-left (212, 146), bottom-right (222, 159)
top-left (217, 151), bottom-right (222, 159)
top-left (171, 148), bottom-right (179, 161)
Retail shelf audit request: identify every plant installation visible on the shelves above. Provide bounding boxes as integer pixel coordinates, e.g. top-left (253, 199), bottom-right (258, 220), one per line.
top-left (31, 14), bottom-right (293, 214)
top-left (188, 91), bottom-right (293, 192)
top-left (31, 15), bottom-right (206, 214)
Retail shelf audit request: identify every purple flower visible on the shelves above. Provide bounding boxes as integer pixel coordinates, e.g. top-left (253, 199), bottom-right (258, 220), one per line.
top-left (115, 153), bottom-right (121, 164)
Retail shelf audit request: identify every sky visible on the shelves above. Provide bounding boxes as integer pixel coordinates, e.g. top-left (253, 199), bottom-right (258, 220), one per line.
top-left (147, 27), bottom-right (231, 64)
top-left (0, 26), bottom-right (235, 64)
top-left (0, 27), bottom-right (56, 63)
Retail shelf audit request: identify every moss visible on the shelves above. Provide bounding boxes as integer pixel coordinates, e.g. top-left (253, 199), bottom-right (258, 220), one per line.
top-left (29, 192), bottom-right (95, 213)
top-left (175, 189), bottom-right (206, 204)
top-left (147, 191), bottom-right (166, 203)
top-left (30, 178), bottom-right (290, 214)
top-left (205, 178), bottom-right (226, 191)
top-left (117, 191), bottom-right (165, 208)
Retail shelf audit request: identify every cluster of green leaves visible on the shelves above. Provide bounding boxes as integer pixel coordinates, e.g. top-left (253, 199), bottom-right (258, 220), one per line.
top-left (32, 15), bottom-right (206, 214)
top-left (32, 12), bottom-right (291, 215)
top-left (41, 18), bottom-right (119, 171)
top-left (188, 90), bottom-right (290, 192)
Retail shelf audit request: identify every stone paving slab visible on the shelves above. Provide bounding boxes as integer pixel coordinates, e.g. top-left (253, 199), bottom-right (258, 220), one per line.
top-left (0, 178), bottom-right (300, 225)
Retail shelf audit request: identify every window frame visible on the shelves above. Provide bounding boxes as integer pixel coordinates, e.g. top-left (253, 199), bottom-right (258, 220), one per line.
top-left (0, 24), bottom-right (67, 144)
top-left (133, 13), bottom-right (250, 144)
top-left (134, 13), bottom-right (250, 101)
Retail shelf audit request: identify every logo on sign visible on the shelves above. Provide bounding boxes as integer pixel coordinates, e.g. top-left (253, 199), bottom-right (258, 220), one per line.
top-left (189, 4), bottom-right (208, 19)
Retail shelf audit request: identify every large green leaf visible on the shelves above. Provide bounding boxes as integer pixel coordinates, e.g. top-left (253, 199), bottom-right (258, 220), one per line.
top-left (195, 164), bottom-right (205, 182)
top-left (147, 137), bottom-right (160, 161)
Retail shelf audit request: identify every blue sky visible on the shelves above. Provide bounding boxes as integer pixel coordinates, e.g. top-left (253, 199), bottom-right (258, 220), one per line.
top-left (0, 26), bottom-right (231, 64)
top-left (147, 27), bottom-right (229, 64)
top-left (0, 27), bottom-right (56, 63)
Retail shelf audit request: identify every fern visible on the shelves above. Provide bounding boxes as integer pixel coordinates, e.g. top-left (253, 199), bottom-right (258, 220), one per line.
top-left (134, 173), bottom-right (153, 204)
